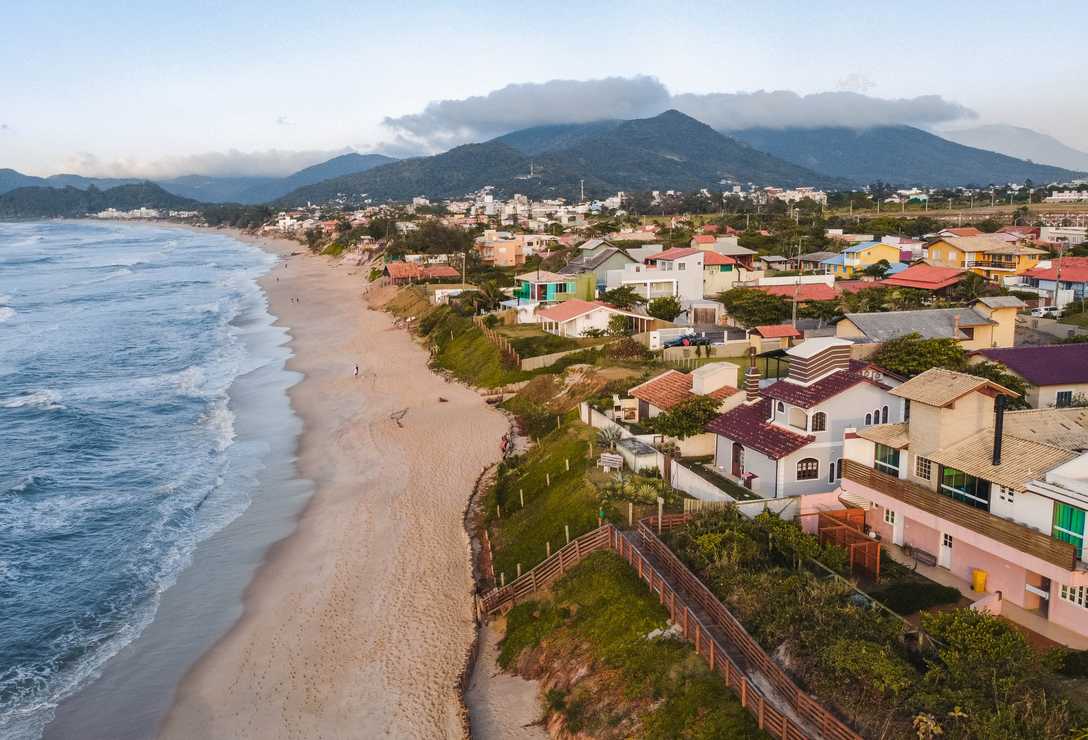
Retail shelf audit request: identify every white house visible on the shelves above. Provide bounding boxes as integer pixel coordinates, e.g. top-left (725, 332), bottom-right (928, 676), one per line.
top-left (535, 300), bottom-right (654, 338)
top-left (606, 247), bottom-right (706, 302)
top-left (706, 339), bottom-right (904, 498)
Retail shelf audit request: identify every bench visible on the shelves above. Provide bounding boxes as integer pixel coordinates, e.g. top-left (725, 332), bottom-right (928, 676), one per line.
top-left (907, 545), bottom-right (938, 568)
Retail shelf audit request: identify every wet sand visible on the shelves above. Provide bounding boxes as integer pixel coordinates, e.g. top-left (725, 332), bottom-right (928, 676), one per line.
top-left (160, 234), bottom-right (507, 738)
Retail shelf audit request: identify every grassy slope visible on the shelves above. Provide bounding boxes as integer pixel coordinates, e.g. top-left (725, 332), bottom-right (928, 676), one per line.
top-left (486, 416), bottom-right (600, 580)
top-left (500, 552), bottom-right (767, 739)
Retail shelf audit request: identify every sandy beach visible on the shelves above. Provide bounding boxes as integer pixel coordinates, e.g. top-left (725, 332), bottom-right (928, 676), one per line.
top-left (159, 233), bottom-right (508, 738)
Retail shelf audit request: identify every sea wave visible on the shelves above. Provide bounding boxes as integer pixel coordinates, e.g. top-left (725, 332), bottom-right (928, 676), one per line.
top-left (0, 307), bottom-right (14, 323)
top-left (1, 390), bottom-right (65, 411)
top-left (203, 398), bottom-right (237, 451)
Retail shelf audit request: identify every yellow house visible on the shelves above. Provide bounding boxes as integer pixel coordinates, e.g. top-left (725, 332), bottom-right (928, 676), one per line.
top-left (836, 296), bottom-right (1024, 349)
top-left (925, 236), bottom-right (1047, 281)
top-left (818, 241), bottom-right (902, 277)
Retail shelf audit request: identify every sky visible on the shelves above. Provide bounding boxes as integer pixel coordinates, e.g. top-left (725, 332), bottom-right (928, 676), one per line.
top-left (3, 0), bottom-right (1086, 177)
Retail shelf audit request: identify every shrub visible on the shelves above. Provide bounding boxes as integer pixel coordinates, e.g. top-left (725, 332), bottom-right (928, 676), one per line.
top-left (604, 337), bottom-right (651, 360)
top-left (867, 581), bottom-right (961, 615)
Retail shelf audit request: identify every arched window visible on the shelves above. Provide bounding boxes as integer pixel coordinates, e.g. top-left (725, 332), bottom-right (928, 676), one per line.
top-left (811, 412), bottom-right (827, 432)
top-left (881, 405), bottom-right (889, 424)
top-left (796, 458), bottom-right (819, 480)
top-left (829, 458), bottom-right (842, 483)
top-left (776, 401), bottom-right (785, 413)
top-left (865, 413), bottom-right (872, 425)
top-left (873, 408), bottom-right (881, 424)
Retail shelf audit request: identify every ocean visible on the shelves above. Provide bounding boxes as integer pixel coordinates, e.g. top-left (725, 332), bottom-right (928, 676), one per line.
top-left (0, 221), bottom-right (306, 738)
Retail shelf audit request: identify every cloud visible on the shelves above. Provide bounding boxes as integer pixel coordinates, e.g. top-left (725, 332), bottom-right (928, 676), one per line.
top-left (380, 77), bottom-right (977, 149)
top-left (382, 75), bottom-right (671, 152)
top-left (62, 147), bottom-right (355, 179)
top-left (0, 123), bottom-right (10, 133)
top-left (275, 116), bottom-right (294, 126)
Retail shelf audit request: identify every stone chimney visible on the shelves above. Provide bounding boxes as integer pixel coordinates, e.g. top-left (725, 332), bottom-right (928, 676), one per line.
top-left (953, 314), bottom-right (961, 339)
top-left (744, 347), bottom-right (761, 403)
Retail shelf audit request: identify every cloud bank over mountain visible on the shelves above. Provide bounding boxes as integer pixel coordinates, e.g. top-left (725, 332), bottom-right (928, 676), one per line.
top-left (63, 147), bottom-right (355, 179)
top-left (379, 76), bottom-right (977, 152)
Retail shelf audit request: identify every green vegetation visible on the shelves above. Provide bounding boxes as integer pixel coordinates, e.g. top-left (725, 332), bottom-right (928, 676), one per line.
top-left (646, 395), bottom-right (722, 439)
top-left (866, 581), bottom-right (962, 615)
top-left (486, 418), bottom-right (598, 580)
top-left (601, 285), bottom-right (646, 309)
top-left (0, 182), bottom-right (198, 219)
top-left (647, 295), bottom-right (683, 321)
top-left (717, 287), bottom-right (791, 328)
top-left (664, 509), bottom-right (1084, 738)
top-left (871, 333), bottom-right (967, 378)
top-left (499, 552), bottom-right (767, 739)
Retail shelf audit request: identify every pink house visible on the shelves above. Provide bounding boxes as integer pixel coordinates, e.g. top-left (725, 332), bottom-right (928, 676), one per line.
top-left (840, 368), bottom-right (1088, 645)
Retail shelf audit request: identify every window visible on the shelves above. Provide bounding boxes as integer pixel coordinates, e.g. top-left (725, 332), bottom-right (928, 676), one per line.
top-left (874, 444), bottom-right (901, 476)
top-left (1060, 584), bottom-right (1087, 609)
top-left (677, 262), bottom-right (686, 271)
top-left (997, 486), bottom-right (1015, 505)
top-left (915, 456), bottom-right (932, 481)
top-left (776, 401), bottom-right (785, 413)
top-left (904, 399), bottom-right (911, 422)
top-left (1053, 502), bottom-right (1086, 559)
top-left (960, 327), bottom-right (975, 340)
top-left (884, 508), bottom-right (896, 525)
top-left (940, 466), bottom-right (991, 510)
top-left (828, 458), bottom-right (842, 483)
top-left (881, 405), bottom-right (889, 424)
top-left (931, 249), bottom-right (941, 260)
top-left (873, 408), bottom-right (881, 424)
top-left (796, 458), bottom-right (819, 480)
top-left (943, 533), bottom-right (953, 549)
top-left (1056, 390), bottom-right (1074, 408)
top-left (865, 413), bottom-right (872, 425)
top-left (811, 412), bottom-right (827, 432)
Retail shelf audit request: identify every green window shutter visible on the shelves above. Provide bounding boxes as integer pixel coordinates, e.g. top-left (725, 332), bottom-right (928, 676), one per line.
top-left (1054, 502), bottom-right (1086, 558)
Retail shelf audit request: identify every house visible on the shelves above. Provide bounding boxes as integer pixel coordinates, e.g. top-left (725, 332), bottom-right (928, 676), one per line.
top-left (383, 262), bottom-right (461, 285)
top-left (999, 225), bottom-right (1040, 240)
top-left (701, 251), bottom-right (742, 295)
top-left (605, 248), bottom-right (707, 302)
top-left (706, 339), bottom-right (904, 498)
top-left (558, 247), bottom-right (637, 288)
top-left (836, 297), bottom-right (1024, 349)
top-left (925, 235), bottom-right (1047, 282)
top-left (690, 234), bottom-right (718, 248)
top-left (970, 344), bottom-right (1088, 408)
top-left (937, 227), bottom-right (983, 238)
top-left (756, 255), bottom-right (789, 271)
top-left (881, 263), bottom-right (966, 295)
top-left (749, 324), bottom-right (802, 353)
top-left (627, 363), bottom-right (743, 456)
top-left (840, 367), bottom-right (1088, 645)
top-left (819, 241), bottom-right (903, 278)
top-left (710, 242), bottom-right (758, 270)
top-left (535, 300), bottom-right (655, 337)
top-left (1017, 256), bottom-right (1088, 308)
top-left (512, 271), bottom-right (596, 305)
top-left (1039, 226), bottom-right (1087, 247)
top-left (796, 251), bottom-right (839, 271)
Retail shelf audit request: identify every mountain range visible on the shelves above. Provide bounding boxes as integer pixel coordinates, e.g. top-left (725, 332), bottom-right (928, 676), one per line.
top-left (2, 112), bottom-right (1085, 217)
top-left (937, 124), bottom-right (1088, 172)
top-left (277, 111), bottom-right (843, 204)
top-left (0, 152), bottom-right (396, 204)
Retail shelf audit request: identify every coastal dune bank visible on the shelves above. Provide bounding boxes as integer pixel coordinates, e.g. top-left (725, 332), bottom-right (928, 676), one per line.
top-left (161, 236), bottom-right (507, 738)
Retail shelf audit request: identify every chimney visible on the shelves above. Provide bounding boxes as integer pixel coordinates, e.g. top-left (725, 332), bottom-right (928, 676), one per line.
top-left (993, 394), bottom-right (1007, 466)
top-left (744, 347), bottom-right (761, 403)
top-left (953, 314), bottom-right (961, 339)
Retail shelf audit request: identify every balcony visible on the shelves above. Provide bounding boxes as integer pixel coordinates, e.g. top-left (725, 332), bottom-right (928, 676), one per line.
top-left (842, 459), bottom-right (1078, 571)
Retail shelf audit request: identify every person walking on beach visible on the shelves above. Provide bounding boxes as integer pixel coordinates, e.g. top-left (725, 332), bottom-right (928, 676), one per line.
top-left (353, 364), bottom-right (359, 378)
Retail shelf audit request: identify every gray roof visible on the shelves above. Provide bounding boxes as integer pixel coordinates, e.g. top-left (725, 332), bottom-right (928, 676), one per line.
top-left (714, 243), bottom-right (758, 256)
top-left (844, 308), bottom-right (995, 342)
top-left (798, 251), bottom-right (839, 262)
top-left (761, 255), bottom-right (788, 263)
top-left (558, 247), bottom-right (634, 274)
top-left (975, 295), bottom-right (1027, 309)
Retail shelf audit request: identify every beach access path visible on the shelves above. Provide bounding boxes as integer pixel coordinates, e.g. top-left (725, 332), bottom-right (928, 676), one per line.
top-left (160, 236), bottom-right (508, 739)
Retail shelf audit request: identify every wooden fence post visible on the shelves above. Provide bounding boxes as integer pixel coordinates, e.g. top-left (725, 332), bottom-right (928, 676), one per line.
top-left (546, 473), bottom-right (550, 487)
top-left (565, 525), bottom-right (570, 544)
top-left (516, 563), bottom-right (521, 579)
top-left (519, 489), bottom-right (524, 507)
top-left (546, 541), bottom-right (551, 558)
top-left (565, 458), bottom-right (570, 471)
top-left (500, 572), bottom-right (505, 587)
top-left (628, 502), bottom-right (633, 527)
top-left (496, 504), bottom-right (501, 519)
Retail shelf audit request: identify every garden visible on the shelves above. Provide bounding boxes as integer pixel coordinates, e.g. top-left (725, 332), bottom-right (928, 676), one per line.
top-left (661, 508), bottom-right (1086, 739)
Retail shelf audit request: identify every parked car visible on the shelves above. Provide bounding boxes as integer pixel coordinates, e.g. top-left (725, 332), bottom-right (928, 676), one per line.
top-left (1030, 305), bottom-right (1061, 318)
top-left (663, 333), bottom-right (712, 348)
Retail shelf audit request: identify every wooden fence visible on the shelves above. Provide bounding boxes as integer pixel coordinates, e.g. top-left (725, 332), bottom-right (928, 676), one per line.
top-left (478, 517), bottom-right (861, 740)
top-left (637, 514), bottom-right (859, 740)
top-left (472, 317), bottom-right (522, 366)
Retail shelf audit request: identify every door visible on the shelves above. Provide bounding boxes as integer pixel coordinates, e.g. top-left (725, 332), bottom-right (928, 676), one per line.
top-left (892, 511), bottom-right (905, 546)
top-left (938, 532), bottom-right (953, 569)
top-left (693, 307), bottom-right (716, 325)
top-left (731, 442), bottom-right (744, 478)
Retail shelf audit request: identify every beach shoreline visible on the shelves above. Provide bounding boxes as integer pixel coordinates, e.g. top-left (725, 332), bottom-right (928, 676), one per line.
top-left (158, 229), bottom-right (509, 738)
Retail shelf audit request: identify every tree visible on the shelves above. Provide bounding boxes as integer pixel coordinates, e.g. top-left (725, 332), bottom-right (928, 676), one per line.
top-left (842, 286), bottom-right (889, 313)
top-left (862, 259), bottom-right (892, 279)
top-left (718, 287), bottom-right (790, 329)
top-left (601, 285), bottom-right (646, 310)
top-left (797, 300), bottom-right (842, 327)
top-left (607, 313), bottom-right (632, 336)
top-left (646, 395), bottom-right (723, 439)
top-left (870, 333), bottom-right (967, 377)
top-left (964, 361), bottom-right (1030, 409)
top-left (647, 295), bottom-right (683, 322)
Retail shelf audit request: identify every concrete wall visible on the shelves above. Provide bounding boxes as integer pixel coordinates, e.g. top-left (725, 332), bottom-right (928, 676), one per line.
top-left (1035, 383), bottom-right (1088, 409)
top-left (669, 460), bottom-right (735, 502)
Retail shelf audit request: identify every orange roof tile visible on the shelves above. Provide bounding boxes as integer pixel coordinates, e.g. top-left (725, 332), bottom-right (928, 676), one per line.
top-left (536, 299), bottom-right (612, 323)
top-left (753, 324), bottom-right (802, 338)
top-left (629, 370), bottom-right (737, 411)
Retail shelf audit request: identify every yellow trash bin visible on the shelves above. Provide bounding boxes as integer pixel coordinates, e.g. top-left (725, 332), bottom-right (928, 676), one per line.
top-left (971, 569), bottom-right (988, 593)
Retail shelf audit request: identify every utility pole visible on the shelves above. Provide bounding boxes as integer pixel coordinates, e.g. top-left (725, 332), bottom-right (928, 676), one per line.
top-left (580, 179), bottom-right (585, 203)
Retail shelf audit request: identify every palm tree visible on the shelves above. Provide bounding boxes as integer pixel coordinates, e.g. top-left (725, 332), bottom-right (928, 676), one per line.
top-left (597, 426), bottom-right (622, 450)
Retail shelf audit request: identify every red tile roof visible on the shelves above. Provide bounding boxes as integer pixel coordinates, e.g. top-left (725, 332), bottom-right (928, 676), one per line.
top-left (630, 370), bottom-right (738, 411)
top-left (882, 263), bottom-right (965, 291)
top-left (536, 299), bottom-right (613, 323)
top-left (942, 227), bottom-right (982, 237)
top-left (384, 262), bottom-right (461, 280)
top-left (706, 398), bottom-right (814, 459)
top-left (701, 225), bottom-right (720, 234)
top-left (756, 283), bottom-right (840, 302)
top-left (650, 247), bottom-right (702, 261)
top-left (753, 324), bottom-right (802, 339)
top-left (762, 367), bottom-right (868, 409)
top-left (1023, 257), bottom-right (1088, 284)
top-left (422, 264), bottom-right (460, 279)
top-left (702, 251), bottom-right (737, 266)
top-left (693, 234), bottom-right (717, 243)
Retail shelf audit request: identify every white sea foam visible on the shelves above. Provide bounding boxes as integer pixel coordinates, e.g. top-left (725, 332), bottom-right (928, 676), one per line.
top-left (1, 390), bottom-right (64, 411)
top-left (0, 307), bottom-right (14, 323)
top-left (203, 398), bottom-right (237, 451)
